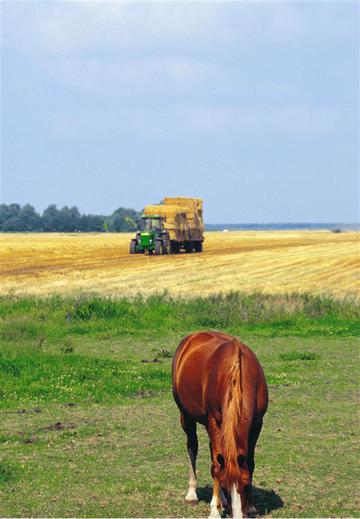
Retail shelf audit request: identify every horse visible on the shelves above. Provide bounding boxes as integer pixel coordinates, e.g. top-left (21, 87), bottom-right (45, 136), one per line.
top-left (172, 331), bottom-right (268, 518)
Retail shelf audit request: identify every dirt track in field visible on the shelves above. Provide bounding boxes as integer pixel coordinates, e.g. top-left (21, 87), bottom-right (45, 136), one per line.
top-left (0, 231), bottom-right (359, 297)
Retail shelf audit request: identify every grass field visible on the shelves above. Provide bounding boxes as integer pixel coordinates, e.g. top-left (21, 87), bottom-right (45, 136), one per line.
top-left (0, 295), bottom-right (359, 517)
top-left (0, 230), bottom-right (359, 297)
top-left (0, 231), bottom-right (359, 517)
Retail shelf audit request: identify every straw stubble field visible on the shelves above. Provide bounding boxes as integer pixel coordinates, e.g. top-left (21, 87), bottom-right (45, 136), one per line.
top-left (0, 230), bottom-right (359, 297)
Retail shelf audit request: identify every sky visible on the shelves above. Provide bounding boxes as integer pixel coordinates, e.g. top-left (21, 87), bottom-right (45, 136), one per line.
top-left (1, 1), bottom-right (359, 223)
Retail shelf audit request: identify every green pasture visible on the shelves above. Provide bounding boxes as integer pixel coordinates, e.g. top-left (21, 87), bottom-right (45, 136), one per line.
top-left (0, 294), bottom-right (359, 517)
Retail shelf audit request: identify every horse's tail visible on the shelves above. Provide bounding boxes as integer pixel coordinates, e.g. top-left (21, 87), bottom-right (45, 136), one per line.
top-left (221, 340), bottom-right (244, 484)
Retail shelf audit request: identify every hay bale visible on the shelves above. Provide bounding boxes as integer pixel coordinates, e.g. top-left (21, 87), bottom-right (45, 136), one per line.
top-left (143, 198), bottom-right (203, 242)
top-left (143, 205), bottom-right (168, 216)
top-left (164, 197), bottom-right (202, 210)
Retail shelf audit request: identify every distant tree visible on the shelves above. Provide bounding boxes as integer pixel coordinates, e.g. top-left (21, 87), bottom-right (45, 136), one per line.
top-left (108, 207), bottom-right (141, 232)
top-left (0, 204), bottom-right (35, 231)
top-left (42, 205), bottom-right (61, 232)
top-left (79, 214), bottom-right (105, 232)
top-left (7, 203), bottom-right (21, 218)
top-left (1, 203), bottom-right (141, 232)
top-left (18, 204), bottom-right (42, 231)
top-left (78, 214), bottom-right (88, 232)
top-left (58, 206), bottom-right (81, 232)
top-left (1, 216), bottom-right (24, 231)
top-left (0, 204), bottom-right (11, 228)
top-left (0, 204), bottom-right (21, 229)
top-left (89, 215), bottom-right (105, 232)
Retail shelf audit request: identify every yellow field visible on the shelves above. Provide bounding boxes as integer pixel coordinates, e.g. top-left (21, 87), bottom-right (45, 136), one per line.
top-left (0, 231), bottom-right (359, 298)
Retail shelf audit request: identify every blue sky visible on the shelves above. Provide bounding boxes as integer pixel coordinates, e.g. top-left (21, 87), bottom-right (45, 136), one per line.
top-left (1, 1), bottom-right (359, 222)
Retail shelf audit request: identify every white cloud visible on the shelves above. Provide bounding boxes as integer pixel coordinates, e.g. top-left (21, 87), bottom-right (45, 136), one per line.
top-left (3, 1), bottom-right (356, 99)
top-left (2, 1), bottom-right (224, 54)
top-left (4, 1), bottom-right (351, 56)
top-left (3, 1), bottom-right (356, 141)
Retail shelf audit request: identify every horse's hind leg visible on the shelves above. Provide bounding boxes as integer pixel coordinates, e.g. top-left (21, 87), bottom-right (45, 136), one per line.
top-left (209, 479), bottom-right (222, 518)
top-left (246, 418), bottom-right (263, 515)
top-left (207, 414), bottom-right (225, 518)
top-left (180, 412), bottom-right (198, 504)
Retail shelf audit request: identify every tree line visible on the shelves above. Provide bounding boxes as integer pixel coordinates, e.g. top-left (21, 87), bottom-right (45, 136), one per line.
top-left (0, 204), bottom-right (142, 232)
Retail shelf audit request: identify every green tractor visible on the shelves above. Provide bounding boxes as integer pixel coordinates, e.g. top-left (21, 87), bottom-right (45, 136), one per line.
top-left (130, 215), bottom-right (170, 255)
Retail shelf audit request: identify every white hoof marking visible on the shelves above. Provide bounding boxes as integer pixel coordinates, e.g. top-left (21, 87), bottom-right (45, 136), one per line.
top-left (208, 507), bottom-right (221, 518)
top-left (185, 488), bottom-right (198, 503)
top-left (231, 483), bottom-right (243, 518)
top-left (209, 494), bottom-right (221, 518)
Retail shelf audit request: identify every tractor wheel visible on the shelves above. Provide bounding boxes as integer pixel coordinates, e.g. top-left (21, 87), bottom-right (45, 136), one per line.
top-left (170, 241), bottom-right (180, 254)
top-left (193, 241), bottom-right (203, 252)
top-left (184, 241), bottom-right (193, 253)
top-left (130, 239), bottom-right (137, 254)
top-left (155, 240), bottom-right (162, 255)
top-left (162, 240), bottom-right (170, 255)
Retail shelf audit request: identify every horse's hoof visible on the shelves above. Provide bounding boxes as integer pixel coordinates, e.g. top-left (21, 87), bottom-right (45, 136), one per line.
top-left (185, 498), bottom-right (198, 506)
top-left (208, 508), bottom-right (221, 518)
top-left (185, 488), bottom-right (198, 505)
top-left (247, 504), bottom-right (258, 517)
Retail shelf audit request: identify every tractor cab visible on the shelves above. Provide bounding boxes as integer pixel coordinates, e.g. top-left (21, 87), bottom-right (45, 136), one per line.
top-left (141, 215), bottom-right (164, 235)
top-left (130, 215), bottom-right (169, 255)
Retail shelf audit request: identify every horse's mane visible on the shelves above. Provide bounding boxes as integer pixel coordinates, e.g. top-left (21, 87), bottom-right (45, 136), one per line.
top-left (221, 340), bottom-right (244, 484)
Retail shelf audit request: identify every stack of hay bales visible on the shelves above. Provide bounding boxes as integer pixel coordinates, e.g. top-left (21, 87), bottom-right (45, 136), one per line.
top-left (142, 204), bottom-right (187, 241)
top-left (163, 198), bottom-right (203, 241)
top-left (143, 198), bottom-right (203, 243)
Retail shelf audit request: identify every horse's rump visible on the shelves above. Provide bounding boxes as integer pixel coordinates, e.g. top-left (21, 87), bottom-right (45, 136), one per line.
top-left (172, 331), bottom-right (267, 424)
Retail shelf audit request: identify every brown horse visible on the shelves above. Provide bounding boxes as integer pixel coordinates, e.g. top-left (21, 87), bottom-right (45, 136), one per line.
top-left (172, 331), bottom-right (268, 518)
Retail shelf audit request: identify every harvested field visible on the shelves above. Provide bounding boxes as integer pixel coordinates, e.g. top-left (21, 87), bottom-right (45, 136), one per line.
top-left (0, 231), bottom-right (359, 297)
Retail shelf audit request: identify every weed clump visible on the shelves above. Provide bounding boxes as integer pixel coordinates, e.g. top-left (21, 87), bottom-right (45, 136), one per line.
top-left (0, 462), bottom-right (20, 485)
top-left (279, 351), bottom-right (319, 361)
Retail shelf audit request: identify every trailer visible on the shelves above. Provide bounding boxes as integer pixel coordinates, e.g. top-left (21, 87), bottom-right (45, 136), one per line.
top-left (130, 197), bottom-right (204, 255)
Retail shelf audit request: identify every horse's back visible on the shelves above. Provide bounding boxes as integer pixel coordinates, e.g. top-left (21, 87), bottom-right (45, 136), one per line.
top-left (172, 331), bottom-right (268, 421)
top-left (172, 332), bottom-right (239, 417)
top-left (172, 331), bottom-right (227, 419)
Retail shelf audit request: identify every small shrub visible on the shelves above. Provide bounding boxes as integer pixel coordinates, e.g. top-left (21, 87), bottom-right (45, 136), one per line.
top-left (61, 343), bottom-right (74, 354)
top-left (0, 462), bottom-right (20, 485)
top-left (0, 359), bottom-right (21, 376)
top-left (69, 297), bottom-right (122, 321)
top-left (156, 348), bottom-right (173, 359)
top-left (279, 351), bottom-right (318, 361)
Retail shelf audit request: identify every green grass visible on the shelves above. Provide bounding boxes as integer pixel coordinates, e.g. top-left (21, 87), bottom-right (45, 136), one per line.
top-left (0, 462), bottom-right (20, 485)
top-left (0, 351), bottom-right (169, 408)
top-left (1, 292), bottom-right (359, 342)
top-left (0, 293), bottom-right (359, 517)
